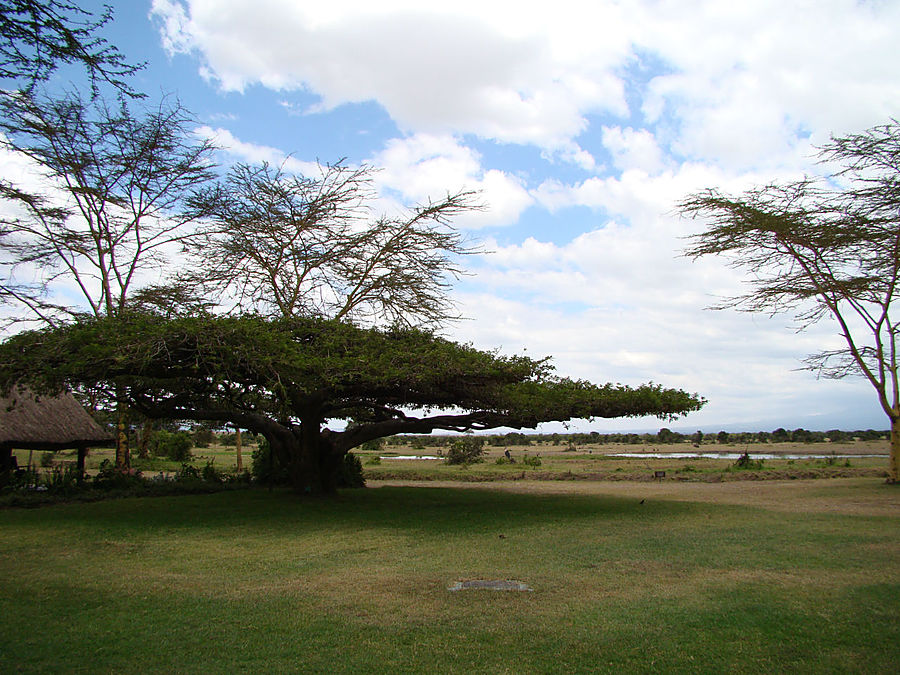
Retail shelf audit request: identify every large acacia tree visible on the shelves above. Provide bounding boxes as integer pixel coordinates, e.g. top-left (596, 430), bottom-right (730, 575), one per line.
top-left (680, 121), bottom-right (900, 483)
top-left (0, 313), bottom-right (705, 494)
top-left (0, 89), bottom-right (219, 464)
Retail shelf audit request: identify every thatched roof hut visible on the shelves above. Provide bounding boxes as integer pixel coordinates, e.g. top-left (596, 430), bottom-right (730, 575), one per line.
top-left (0, 387), bottom-right (112, 451)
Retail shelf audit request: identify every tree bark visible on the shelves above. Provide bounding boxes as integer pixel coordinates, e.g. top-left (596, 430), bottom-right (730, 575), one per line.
top-left (137, 419), bottom-right (152, 459)
top-left (235, 428), bottom-right (243, 473)
top-left (890, 416), bottom-right (899, 484)
top-left (114, 389), bottom-right (130, 469)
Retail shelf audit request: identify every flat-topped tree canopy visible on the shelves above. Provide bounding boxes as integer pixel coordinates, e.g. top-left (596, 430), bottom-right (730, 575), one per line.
top-left (0, 314), bottom-right (705, 493)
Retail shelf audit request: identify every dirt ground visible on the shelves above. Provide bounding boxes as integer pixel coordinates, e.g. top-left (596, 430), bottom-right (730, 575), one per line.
top-left (521, 439), bottom-right (891, 457)
top-left (370, 476), bottom-right (900, 518)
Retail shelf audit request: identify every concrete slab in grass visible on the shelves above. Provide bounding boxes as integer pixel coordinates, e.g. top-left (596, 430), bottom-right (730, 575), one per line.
top-left (448, 579), bottom-right (533, 592)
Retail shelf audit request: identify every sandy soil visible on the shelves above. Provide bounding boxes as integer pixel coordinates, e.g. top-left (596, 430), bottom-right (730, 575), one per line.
top-left (520, 439), bottom-right (891, 457)
top-left (369, 477), bottom-right (900, 517)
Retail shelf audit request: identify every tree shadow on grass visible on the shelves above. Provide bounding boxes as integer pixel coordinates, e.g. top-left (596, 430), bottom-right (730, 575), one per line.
top-left (0, 484), bottom-right (711, 538)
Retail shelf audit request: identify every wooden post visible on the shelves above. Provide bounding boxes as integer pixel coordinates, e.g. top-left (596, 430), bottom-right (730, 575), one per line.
top-left (77, 446), bottom-right (87, 482)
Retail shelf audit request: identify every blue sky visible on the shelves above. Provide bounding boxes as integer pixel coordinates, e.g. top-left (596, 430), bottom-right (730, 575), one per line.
top-left (9, 0), bottom-right (900, 432)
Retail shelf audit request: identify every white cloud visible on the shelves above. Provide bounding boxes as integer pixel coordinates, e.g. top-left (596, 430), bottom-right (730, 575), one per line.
top-left (152, 0), bottom-right (900, 169)
top-left (601, 126), bottom-right (664, 173)
top-left (372, 134), bottom-right (533, 228)
top-left (194, 126), bottom-right (319, 175)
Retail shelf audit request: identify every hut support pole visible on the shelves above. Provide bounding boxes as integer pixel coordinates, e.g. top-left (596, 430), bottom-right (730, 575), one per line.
top-left (77, 446), bottom-right (87, 482)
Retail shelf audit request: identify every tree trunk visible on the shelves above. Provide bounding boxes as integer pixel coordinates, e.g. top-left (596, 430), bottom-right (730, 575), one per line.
top-left (890, 416), bottom-right (899, 484)
top-left (115, 392), bottom-right (130, 469)
top-left (265, 418), bottom-right (343, 495)
top-left (137, 419), bottom-right (152, 459)
top-left (235, 428), bottom-right (243, 473)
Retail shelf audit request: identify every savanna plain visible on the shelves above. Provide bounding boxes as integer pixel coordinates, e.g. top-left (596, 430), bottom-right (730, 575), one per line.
top-left (1, 441), bottom-right (898, 673)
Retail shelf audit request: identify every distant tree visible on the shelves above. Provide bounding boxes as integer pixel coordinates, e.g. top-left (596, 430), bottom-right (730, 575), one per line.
top-left (691, 430), bottom-right (704, 445)
top-left (182, 161), bottom-right (479, 328)
top-left (680, 121), bottom-right (900, 482)
top-left (192, 426), bottom-right (215, 448)
top-left (771, 428), bottom-right (789, 443)
top-left (716, 431), bottom-right (730, 444)
top-left (791, 428), bottom-right (811, 443)
top-left (657, 427), bottom-right (678, 444)
top-left (0, 314), bottom-right (706, 494)
top-left (0, 0), bottom-right (141, 95)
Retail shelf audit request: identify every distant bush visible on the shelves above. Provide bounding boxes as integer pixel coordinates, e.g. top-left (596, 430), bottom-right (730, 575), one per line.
top-left (192, 426), bottom-right (216, 448)
top-left (359, 438), bottom-right (384, 453)
top-left (521, 453), bottom-right (542, 467)
top-left (151, 430), bottom-right (193, 462)
top-left (445, 436), bottom-right (485, 465)
top-left (732, 452), bottom-right (765, 471)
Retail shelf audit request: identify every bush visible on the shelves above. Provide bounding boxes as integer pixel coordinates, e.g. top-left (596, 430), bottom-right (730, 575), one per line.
top-left (337, 452), bottom-right (365, 488)
top-left (732, 452), bottom-right (765, 471)
top-left (522, 453), bottom-right (542, 467)
top-left (39, 451), bottom-right (56, 468)
top-left (192, 426), bottom-right (216, 448)
top-left (92, 460), bottom-right (145, 491)
top-left (359, 438), bottom-right (384, 453)
top-left (201, 460), bottom-right (224, 483)
top-left (445, 436), bottom-right (484, 465)
top-left (151, 430), bottom-right (193, 462)
top-left (251, 438), bottom-right (290, 486)
top-left (366, 455), bottom-right (382, 466)
top-left (44, 463), bottom-right (81, 494)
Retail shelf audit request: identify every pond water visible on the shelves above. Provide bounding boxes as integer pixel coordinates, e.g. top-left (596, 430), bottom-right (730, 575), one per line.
top-left (608, 452), bottom-right (888, 460)
top-left (379, 455), bottom-right (442, 460)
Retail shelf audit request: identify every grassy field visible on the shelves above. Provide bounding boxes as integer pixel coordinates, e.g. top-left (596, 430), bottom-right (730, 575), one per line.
top-left (13, 437), bottom-right (891, 484)
top-left (362, 439), bottom-right (892, 483)
top-left (1, 477), bottom-right (898, 673)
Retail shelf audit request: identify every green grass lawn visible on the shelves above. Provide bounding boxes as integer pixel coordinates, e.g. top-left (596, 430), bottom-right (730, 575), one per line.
top-left (1, 480), bottom-right (898, 673)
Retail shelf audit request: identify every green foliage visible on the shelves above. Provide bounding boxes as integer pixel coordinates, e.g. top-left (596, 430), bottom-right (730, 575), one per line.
top-left (0, 313), bottom-right (705, 494)
top-left (192, 426), bottom-right (215, 448)
top-left (732, 452), bottom-right (765, 471)
top-left (201, 461), bottom-right (224, 484)
top-left (92, 460), bottom-right (144, 491)
top-left (250, 438), bottom-right (289, 486)
top-left (337, 453), bottom-right (365, 489)
top-left (365, 455), bottom-right (382, 466)
top-left (445, 436), bottom-right (485, 465)
top-left (42, 463), bottom-right (80, 494)
top-left (151, 430), bottom-right (193, 462)
top-left (358, 438), bottom-right (384, 453)
top-left (521, 453), bottom-right (542, 467)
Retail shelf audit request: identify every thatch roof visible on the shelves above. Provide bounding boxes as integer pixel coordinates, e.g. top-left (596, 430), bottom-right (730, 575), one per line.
top-left (0, 388), bottom-right (113, 450)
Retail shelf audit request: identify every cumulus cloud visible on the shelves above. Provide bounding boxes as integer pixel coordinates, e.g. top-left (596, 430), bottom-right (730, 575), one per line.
top-left (372, 134), bottom-right (533, 228)
top-left (152, 0), bottom-right (900, 170)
